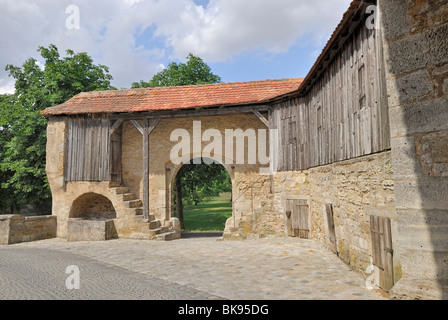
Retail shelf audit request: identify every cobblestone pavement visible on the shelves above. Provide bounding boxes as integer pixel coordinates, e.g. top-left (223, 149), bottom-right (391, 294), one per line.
top-left (1, 236), bottom-right (387, 300)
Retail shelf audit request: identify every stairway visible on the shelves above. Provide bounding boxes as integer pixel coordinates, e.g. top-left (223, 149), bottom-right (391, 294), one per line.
top-left (108, 182), bottom-right (179, 241)
top-left (222, 211), bottom-right (257, 240)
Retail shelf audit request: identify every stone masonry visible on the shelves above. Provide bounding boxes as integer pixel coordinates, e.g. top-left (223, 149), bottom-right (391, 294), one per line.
top-left (379, 0), bottom-right (448, 299)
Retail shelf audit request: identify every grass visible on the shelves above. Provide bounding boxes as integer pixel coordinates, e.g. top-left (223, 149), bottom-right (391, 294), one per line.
top-left (182, 192), bottom-right (232, 233)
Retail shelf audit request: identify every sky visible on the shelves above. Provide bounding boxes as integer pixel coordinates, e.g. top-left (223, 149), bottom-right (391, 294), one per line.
top-left (0, 0), bottom-right (352, 93)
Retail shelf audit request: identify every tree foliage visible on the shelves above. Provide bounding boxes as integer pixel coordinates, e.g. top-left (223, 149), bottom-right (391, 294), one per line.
top-left (0, 44), bottom-right (114, 214)
top-left (131, 53), bottom-right (221, 88)
top-left (177, 160), bottom-right (231, 206)
top-left (174, 159), bottom-right (231, 229)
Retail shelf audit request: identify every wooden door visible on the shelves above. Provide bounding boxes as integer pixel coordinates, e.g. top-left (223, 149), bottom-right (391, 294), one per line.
top-left (286, 199), bottom-right (310, 239)
top-left (370, 215), bottom-right (394, 291)
top-left (325, 203), bottom-right (338, 254)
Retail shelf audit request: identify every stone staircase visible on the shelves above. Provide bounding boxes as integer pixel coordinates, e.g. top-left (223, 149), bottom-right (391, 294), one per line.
top-left (222, 210), bottom-right (257, 240)
top-left (109, 182), bottom-right (179, 241)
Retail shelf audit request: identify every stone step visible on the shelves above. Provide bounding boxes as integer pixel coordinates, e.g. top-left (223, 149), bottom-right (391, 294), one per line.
top-left (109, 181), bottom-right (121, 188)
top-left (124, 208), bottom-right (143, 216)
top-left (148, 220), bottom-right (161, 229)
top-left (125, 199), bottom-right (143, 209)
top-left (148, 226), bottom-right (168, 237)
top-left (155, 231), bottom-right (178, 241)
top-left (121, 193), bottom-right (137, 201)
top-left (133, 215), bottom-right (157, 225)
top-left (112, 187), bottom-right (131, 195)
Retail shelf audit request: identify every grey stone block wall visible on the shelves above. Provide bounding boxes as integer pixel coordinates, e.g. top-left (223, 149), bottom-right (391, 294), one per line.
top-left (379, 0), bottom-right (448, 299)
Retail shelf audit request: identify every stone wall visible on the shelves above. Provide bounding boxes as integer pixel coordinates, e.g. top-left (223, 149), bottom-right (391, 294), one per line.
top-left (46, 113), bottom-right (269, 239)
top-left (379, 0), bottom-right (448, 299)
top-left (232, 150), bottom-right (398, 279)
top-left (121, 113), bottom-right (267, 225)
top-left (0, 215), bottom-right (57, 245)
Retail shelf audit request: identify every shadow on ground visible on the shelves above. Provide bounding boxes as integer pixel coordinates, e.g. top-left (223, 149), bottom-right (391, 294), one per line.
top-left (181, 232), bottom-right (222, 239)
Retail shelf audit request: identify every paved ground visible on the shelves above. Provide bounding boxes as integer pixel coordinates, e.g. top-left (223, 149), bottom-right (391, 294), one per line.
top-left (0, 235), bottom-right (387, 300)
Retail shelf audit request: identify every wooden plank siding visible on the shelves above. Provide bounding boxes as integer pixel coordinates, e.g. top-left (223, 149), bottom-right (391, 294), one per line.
top-left (271, 25), bottom-right (390, 172)
top-left (65, 115), bottom-right (112, 182)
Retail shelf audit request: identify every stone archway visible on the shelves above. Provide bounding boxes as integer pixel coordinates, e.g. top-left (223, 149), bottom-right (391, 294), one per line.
top-left (70, 193), bottom-right (117, 220)
top-left (67, 193), bottom-right (118, 241)
top-left (166, 156), bottom-right (234, 234)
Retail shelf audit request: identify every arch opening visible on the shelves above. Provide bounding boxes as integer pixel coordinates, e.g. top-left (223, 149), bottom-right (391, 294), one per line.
top-left (70, 193), bottom-right (117, 220)
top-left (171, 157), bottom-right (233, 234)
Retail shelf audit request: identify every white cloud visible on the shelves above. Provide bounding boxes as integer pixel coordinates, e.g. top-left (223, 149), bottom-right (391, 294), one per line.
top-left (0, 79), bottom-right (15, 94)
top-left (0, 0), bottom-right (352, 91)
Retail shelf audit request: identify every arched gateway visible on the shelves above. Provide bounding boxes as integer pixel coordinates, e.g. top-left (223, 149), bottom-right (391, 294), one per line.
top-left (35, 0), bottom-right (448, 298)
top-left (43, 79), bottom-right (300, 241)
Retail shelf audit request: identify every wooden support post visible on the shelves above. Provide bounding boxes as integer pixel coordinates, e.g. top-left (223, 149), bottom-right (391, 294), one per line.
top-left (253, 109), bottom-right (275, 193)
top-left (269, 110), bottom-right (276, 194)
top-left (131, 118), bottom-right (161, 221)
top-left (142, 118), bottom-right (150, 221)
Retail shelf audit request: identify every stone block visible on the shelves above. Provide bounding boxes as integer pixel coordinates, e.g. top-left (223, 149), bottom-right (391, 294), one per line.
top-left (383, 23), bottom-right (448, 77)
top-left (388, 97), bottom-right (448, 137)
top-left (390, 136), bottom-right (421, 179)
top-left (387, 70), bottom-right (433, 107)
top-left (0, 215), bottom-right (24, 245)
top-left (378, 0), bottom-right (410, 42)
top-left (67, 218), bottom-right (118, 242)
top-left (394, 178), bottom-right (448, 210)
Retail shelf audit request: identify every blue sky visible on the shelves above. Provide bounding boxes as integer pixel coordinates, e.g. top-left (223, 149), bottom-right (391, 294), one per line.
top-left (0, 0), bottom-right (352, 92)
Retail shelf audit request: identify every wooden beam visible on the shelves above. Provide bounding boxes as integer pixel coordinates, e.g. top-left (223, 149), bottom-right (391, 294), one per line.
top-left (147, 118), bottom-right (161, 135)
top-left (252, 110), bottom-right (269, 128)
top-left (141, 118), bottom-right (161, 221)
top-left (110, 105), bottom-right (270, 121)
top-left (110, 119), bottom-right (123, 135)
top-left (131, 120), bottom-right (144, 135)
top-left (142, 118), bottom-right (149, 220)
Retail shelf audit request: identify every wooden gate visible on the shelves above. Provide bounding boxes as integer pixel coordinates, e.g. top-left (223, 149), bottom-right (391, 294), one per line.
top-left (370, 215), bottom-right (394, 291)
top-left (325, 203), bottom-right (337, 254)
top-left (286, 199), bottom-right (310, 239)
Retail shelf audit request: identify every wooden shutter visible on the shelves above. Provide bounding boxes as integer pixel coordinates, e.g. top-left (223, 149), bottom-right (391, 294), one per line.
top-left (370, 215), bottom-right (394, 291)
top-left (325, 203), bottom-right (337, 254)
top-left (286, 199), bottom-right (310, 239)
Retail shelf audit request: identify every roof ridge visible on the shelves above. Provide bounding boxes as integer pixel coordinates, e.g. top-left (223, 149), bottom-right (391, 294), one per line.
top-left (76, 78), bottom-right (304, 97)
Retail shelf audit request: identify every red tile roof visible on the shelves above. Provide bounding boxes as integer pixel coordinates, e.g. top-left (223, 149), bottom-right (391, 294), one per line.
top-left (42, 78), bottom-right (303, 116)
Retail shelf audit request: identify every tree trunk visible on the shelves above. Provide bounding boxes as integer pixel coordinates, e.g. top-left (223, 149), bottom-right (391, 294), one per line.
top-left (175, 173), bottom-right (185, 229)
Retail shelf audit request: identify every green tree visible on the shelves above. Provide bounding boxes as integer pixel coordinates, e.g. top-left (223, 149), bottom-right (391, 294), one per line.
top-left (0, 94), bottom-right (22, 214)
top-left (175, 159), bottom-right (231, 229)
top-left (0, 44), bottom-right (114, 214)
top-left (131, 53), bottom-right (221, 88)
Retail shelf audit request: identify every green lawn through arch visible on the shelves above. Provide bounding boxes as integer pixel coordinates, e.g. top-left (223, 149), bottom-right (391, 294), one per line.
top-left (182, 192), bottom-right (232, 232)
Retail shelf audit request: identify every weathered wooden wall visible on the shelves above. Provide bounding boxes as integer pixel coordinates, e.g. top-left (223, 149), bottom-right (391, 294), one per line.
top-left (272, 23), bottom-right (390, 171)
top-left (65, 116), bottom-right (111, 182)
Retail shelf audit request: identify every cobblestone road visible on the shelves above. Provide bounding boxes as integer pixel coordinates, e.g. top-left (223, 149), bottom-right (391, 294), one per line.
top-left (0, 236), bottom-right (387, 300)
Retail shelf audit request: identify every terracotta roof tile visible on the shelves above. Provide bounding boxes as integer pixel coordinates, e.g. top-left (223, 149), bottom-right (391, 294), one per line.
top-left (42, 78), bottom-right (303, 116)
